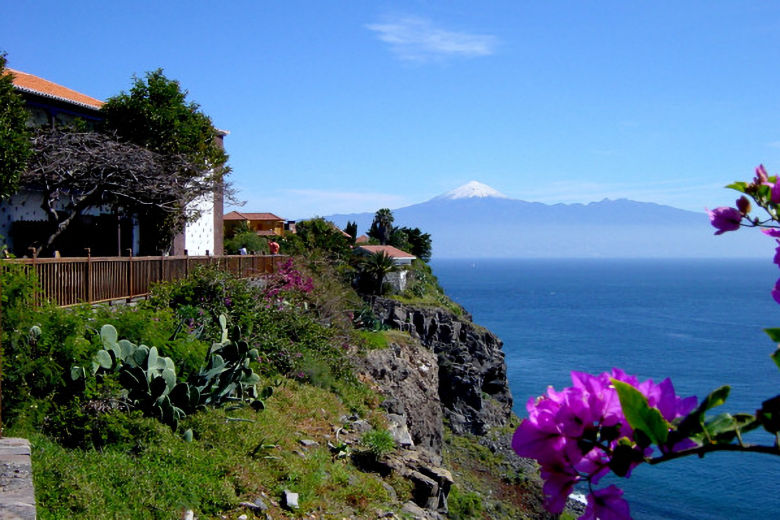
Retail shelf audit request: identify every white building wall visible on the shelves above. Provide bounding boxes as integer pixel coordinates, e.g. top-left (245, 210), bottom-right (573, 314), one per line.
top-left (184, 192), bottom-right (215, 255)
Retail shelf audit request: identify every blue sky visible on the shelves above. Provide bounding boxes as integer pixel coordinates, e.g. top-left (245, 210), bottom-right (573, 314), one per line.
top-left (4, 1), bottom-right (780, 219)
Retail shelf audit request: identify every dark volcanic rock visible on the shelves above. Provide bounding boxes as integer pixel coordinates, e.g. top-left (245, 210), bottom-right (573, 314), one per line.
top-left (357, 336), bottom-right (443, 461)
top-left (371, 297), bottom-right (513, 435)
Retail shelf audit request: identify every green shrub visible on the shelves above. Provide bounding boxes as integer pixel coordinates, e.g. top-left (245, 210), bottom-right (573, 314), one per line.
top-left (448, 485), bottom-right (484, 520)
top-left (147, 265), bottom-right (261, 338)
top-left (224, 229), bottom-right (269, 254)
top-left (361, 428), bottom-right (395, 458)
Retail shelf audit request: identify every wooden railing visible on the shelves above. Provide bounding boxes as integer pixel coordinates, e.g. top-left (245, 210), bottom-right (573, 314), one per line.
top-left (0, 253), bottom-right (286, 307)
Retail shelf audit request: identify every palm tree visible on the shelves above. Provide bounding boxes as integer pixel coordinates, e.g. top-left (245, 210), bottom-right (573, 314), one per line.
top-left (369, 208), bottom-right (394, 245)
top-left (359, 251), bottom-right (398, 295)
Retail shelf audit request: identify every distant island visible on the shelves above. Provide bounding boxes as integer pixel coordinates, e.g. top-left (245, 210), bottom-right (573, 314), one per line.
top-left (323, 181), bottom-right (768, 258)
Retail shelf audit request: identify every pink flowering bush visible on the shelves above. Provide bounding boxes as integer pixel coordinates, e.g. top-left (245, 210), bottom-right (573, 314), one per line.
top-left (513, 165), bottom-right (780, 519)
top-left (262, 258), bottom-right (314, 304)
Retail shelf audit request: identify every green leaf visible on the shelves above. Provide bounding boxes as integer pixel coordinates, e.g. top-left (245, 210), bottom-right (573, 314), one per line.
top-left (118, 339), bottom-right (135, 361)
top-left (147, 347), bottom-right (159, 371)
top-left (70, 365), bottom-right (85, 381)
top-left (182, 428), bottom-right (193, 442)
top-left (698, 386), bottom-right (730, 414)
top-left (764, 328), bottom-right (780, 342)
top-left (771, 348), bottom-right (780, 371)
top-left (162, 367), bottom-right (176, 390)
top-left (100, 324), bottom-right (118, 346)
top-left (612, 379), bottom-right (670, 446)
top-left (725, 181), bottom-right (748, 193)
top-left (96, 349), bottom-right (113, 370)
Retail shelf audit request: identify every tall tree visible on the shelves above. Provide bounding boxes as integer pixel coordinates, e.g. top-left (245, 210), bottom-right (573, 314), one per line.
top-left (396, 227), bottom-right (432, 262)
top-left (345, 221), bottom-right (358, 244)
top-left (100, 69), bottom-right (228, 177)
top-left (99, 69), bottom-right (230, 251)
top-left (368, 208), bottom-right (394, 245)
top-left (0, 53), bottom-right (32, 200)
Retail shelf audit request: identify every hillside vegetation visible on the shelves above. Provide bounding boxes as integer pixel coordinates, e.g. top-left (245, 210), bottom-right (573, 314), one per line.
top-left (1, 218), bottom-right (551, 519)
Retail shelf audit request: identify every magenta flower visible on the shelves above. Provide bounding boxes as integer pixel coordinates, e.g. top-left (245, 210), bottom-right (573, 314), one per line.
top-left (736, 196), bottom-right (751, 215)
top-left (706, 207), bottom-right (742, 235)
top-left (513, 370), bottom-right (696, 519)
top-left (762, 228), bottom-right (780, 238)
top-left (772, 279), bottom-right (780, 305)
top-left (755, 164), bottom-right (769, 184)
top-left (581, 485), bottom-right (631, 520)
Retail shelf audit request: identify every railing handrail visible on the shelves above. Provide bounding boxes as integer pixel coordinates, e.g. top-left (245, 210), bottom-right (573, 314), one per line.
top-left (1, 253), bottom-right (282, 264)
top-left (0, 254), bottom-right (287, 307)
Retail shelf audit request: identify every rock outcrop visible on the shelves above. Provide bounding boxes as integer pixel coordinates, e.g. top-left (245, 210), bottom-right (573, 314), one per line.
top-left (370, 297), bottom-right (513, 437)
top-left (357, 337), bottom-right (443, 462)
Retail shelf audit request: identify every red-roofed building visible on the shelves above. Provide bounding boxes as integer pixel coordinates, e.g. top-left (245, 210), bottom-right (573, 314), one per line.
top-left (224, 211), bottom-right (294, 238)
top-left (355, 245), bottom-right (416, 265)
top-left (3, 68), bottom-right (104, 129)
top-left (355, 234), bottom-right (370, 245)
top-left (0, 68), bottom-right (226, 257)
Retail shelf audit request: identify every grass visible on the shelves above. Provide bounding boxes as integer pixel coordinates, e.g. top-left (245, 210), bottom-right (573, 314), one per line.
top-left (442, 428), bottom-right (550, 520)
top-left (19, 377), bottom-right (398, 519)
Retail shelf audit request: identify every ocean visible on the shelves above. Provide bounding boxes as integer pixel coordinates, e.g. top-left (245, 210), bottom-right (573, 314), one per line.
top-left (430, 258), bottom-right (780, 520)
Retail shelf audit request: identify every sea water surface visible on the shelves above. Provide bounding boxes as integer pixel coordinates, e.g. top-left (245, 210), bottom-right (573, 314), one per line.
top-left (431, 258), bottom-right (780, 520)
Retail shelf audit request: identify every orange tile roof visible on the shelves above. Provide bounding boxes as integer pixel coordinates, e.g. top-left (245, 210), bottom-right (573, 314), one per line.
top-left (355, 235), bottom-right (370, 244)
top-left (5, 68), bottom-right (103, 110)
top-left (356, 245), bottom-right (416, 259)
top-left (224, 211), bottom-right (284, 221)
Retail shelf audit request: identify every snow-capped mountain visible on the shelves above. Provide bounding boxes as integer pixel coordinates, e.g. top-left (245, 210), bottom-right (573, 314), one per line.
top-left (321, 182), bottom-right (766, 258)
top-left (434, 181), bottom-right (508, 200)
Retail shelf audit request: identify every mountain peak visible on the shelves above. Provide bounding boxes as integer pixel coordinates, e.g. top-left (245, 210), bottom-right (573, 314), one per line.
top-left (436, 181), bottom-right (508, 200)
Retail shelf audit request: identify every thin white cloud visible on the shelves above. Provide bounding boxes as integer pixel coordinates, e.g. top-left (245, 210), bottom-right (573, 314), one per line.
top-left (231, 188), bottom-right (411, 220)
top-left (366, 16), bottom-right (497, 62)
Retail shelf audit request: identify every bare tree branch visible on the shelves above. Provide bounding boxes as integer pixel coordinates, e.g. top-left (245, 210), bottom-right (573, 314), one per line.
top-left (22, 129), bottom-right (220, 255)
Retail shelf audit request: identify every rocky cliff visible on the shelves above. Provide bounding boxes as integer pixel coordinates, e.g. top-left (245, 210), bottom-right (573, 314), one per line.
top-left (353, 297), bottom-right (517, 519)
top-left (369, 297), bottom-right (513, 437)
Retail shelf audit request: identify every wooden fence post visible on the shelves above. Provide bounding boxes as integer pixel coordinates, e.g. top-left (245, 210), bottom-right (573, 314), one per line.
top-left (184, 250), bottom-right (189, 278)
top-left (160, 252), bottom-right (165, 284)
top-left (85, 248), bottom-right (93, 303)
top-left (126, 249), bottom-right (134, 302)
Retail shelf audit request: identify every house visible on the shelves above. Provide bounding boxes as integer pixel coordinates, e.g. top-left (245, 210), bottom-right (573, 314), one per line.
top-left (354, 245), bottom-right (416, 265)
top-left (223, 211), bottom-right (295, 238)
top-left (0, 68), bottom-right (224, 257)
top-left (354, 244), bottom-right (417, 292)
top-left (355, 234), bottom-right (369, 244)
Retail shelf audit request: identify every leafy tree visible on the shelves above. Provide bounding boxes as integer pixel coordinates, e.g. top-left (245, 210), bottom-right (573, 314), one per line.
top-left (0, 53), bottom-right (32, 200)
top-left (367, 208), bottom-right (394, 245)
top-left (98, 69), bottom-right (229, 253)
top-left (282, 218), bottom-right (351, 259)
top-left (396, 227), bottom-right (432, 262)
top-left (345, 221), bottom-right (358, 245)
top-left (100, 69), bottom-right (228, 176)
top-left (224, 231), bottom-right (268, 255)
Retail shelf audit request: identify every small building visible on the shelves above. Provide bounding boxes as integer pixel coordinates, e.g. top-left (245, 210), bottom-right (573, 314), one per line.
top-left (355, 234), bottom-right (370, 245)
top-left (354, 245), bottom-right (417, 292)
top-left (354, 245), bottom-right (416, 265)
top-left (223, 211), bottom-right (292, 238)
top-left (1, 68), bottom-right (225, 257)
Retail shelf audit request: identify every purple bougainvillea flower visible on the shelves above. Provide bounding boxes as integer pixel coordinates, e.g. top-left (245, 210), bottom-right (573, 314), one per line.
top-left (706, 207), bottom-right (742, 235)
top-left (755, 164), bottom-right (769, 184)
top-left (540, 465), bottom-right (579, 514)
top-left (581, 485), bottom-right (631, 520)
top-left (772, 278), bottom-right (780, 305)
top-left (762, 228), bottom-right (780, 238)
top-left (736, 195), bottom-right (751, 215)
